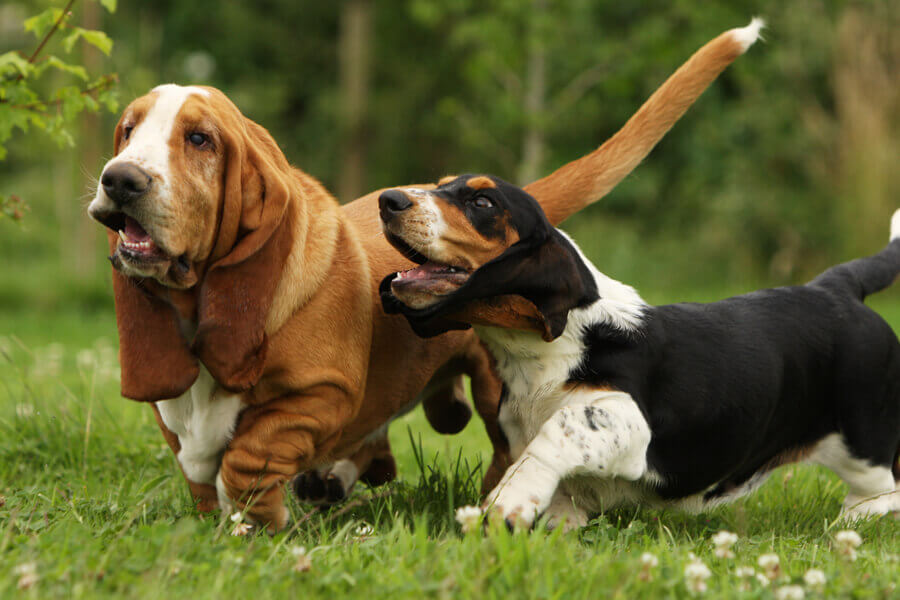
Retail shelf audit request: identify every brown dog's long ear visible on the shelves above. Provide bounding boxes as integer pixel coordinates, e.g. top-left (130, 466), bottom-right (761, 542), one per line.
top-left (191, 116), bottom-right (294, 392)
top-left (108, 110), bottom-right (201, 401)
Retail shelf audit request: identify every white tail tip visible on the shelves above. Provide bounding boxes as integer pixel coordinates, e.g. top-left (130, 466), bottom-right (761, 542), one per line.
top-left (731, 17), bottom-right (765, 53)
top-left (891, 209), bottom-right (900, 242)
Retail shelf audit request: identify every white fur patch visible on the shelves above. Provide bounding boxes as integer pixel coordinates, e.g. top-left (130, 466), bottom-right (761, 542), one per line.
top-left (156, 366), bottom-right (242, 485)
top-left (729, 17), bottom-right (765, 53)
top-left (890, 209), bottom-right (900, 242)
top-left (808, 433), bottom-right (899, 519)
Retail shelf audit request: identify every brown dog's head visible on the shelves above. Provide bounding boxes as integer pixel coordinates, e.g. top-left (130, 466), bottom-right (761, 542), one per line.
top-left (88, 84), bottom-right (295, 399)
top-left (379, 175), bottom-right (598, 341)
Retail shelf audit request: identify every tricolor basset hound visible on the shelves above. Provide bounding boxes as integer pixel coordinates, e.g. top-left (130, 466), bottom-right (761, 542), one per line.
top-left (380, 172), bottom-right (900, 530)
top-left (87, 21), bottom-right (759, 531)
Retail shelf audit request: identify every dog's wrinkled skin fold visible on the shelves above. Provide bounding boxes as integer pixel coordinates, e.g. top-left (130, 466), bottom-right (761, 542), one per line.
top-left (88, 19), bottom-right (758, 531)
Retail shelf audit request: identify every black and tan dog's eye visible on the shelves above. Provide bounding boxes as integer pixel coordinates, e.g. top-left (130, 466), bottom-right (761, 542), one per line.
top-left (471, 195), bottom-right (493, 209)
top-left (123, 125), bottom-right (133, 140)
top-left (188, 132), bottom-right (209, 148)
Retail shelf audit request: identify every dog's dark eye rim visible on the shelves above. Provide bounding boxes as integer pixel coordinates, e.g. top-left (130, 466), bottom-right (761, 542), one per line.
top-left (188, 132), bottom-right (210, 147)
top-left (470, 195), bottom-right (493, 209)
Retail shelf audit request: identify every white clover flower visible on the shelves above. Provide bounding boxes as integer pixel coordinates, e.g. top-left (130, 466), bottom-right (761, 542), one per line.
top-left (231, 522), bottom-right (252, 536)
top-left (735, 566), bottom-right (755, 578)
top-left (14, 562), bottom-right (39, 590)
top-left (756, 573), bottom-right (771, 587)
top-left (15, 403), bottom-right (34, 418)
top-left (758, 553), bottom-right (781, 580)
top-left (640, 553), bottom-right (659, 568)
top-left (230, 511), bottom-right (244, 523)
top-left (834, 530), bottom-right (862, 561)
top-left (290, 545), bottom-right (312, 572)
top-left (455, 505), bottom-right (482, 533)
top-left (354, 523), bottom-right (374, 537)
top-left (712, 530), bottom-right (738, 558)
top-left (638, 552), bottom-right (659, 581)
top-left (76, 348), bottom-right (97, 372)
top-left (775, 585), bottom-right (805, 600)
top-left (803, 568), bottom-right (826, 589)
top-left (685, 558), bottom-right (712, 594)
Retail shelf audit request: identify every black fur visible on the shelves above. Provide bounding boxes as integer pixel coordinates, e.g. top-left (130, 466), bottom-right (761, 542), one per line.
top-left (382, 174), bottom-right (900, 505)
top-left (380, 175), bottom-right (598, 339)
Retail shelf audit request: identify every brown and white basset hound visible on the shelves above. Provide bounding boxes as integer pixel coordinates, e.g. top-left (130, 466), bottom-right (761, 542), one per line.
top-left (86, 21), bottom-right (753, 531)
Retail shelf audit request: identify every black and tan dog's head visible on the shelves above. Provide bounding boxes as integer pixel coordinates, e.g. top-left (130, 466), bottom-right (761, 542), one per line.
top-left (379, 174), bottom-right (598, 341)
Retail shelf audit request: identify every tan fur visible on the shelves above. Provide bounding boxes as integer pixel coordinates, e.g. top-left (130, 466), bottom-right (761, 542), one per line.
top-left (465, 176), bottom-right (497, 190)
top-left (438, 175), bottom-right (458, 186)
top-left (102, 22), bottom-right (754, 530)
top-left (524, 23), bottom-right (759, 225)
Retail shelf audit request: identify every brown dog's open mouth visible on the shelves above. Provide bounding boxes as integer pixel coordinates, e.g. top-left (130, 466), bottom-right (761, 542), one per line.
top-left (386, 232), bottom-right (472, 297)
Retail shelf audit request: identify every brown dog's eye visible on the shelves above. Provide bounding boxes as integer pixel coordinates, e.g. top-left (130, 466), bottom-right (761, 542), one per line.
top-left (472, 195), bottom-right (493, 209)
top-left (123, 125), bottom-right (133, 140)
top-left (188, 132), bottom-right (209, 148)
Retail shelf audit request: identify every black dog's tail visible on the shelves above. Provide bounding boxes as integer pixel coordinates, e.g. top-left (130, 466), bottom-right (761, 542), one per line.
top-left (810, 209), bottom-right (900, 300)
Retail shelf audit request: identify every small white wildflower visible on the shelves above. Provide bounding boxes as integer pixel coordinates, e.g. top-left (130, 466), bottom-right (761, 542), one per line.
top-left (775, 584), bottom-right (805, 600)
top-left (685, 558), bottom-right (712, 594)
top-left (756, 573), bottom-right (771, 587)
top-left (803, 568), bottom-right (826, 589)
top-left (758, 553), bottom-right (781, 580)
top-left (354, 523), bottom-right (374, 537)
top-left (14, 562), bottom-right (39, 590)
top-left (640, 552), bottom-right (659, 568)
top-left (639, 552), bottom-right (659, 581)
top-left (231, 522), bottom-right (252, 536)
top-left (712, 530), bottom-right (738, 559)
top-left (76, 349), bottom-right (97, 372)
top-left (230, 511), bottom-right (244, 523)
top-left (834, 530), bottom-right (862, 548)
top-left (290, 545), bottom-right (312, 572)
top-left (834, 530), bottom-right (862, 561)
top-left (14, 403), bottom-right (34, 418)
top-left (735, 566), bottom-right (755, 578)
top-left (455, 505), bottom-right (482, 533)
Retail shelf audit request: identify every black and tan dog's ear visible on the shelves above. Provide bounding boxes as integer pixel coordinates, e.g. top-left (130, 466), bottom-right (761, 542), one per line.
top-left (458, 233), bottom-right (598, 340)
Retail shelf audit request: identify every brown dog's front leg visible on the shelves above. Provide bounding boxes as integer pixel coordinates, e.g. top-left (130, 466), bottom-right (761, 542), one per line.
top-left (216, 387), bottom-right (354, 532)
top-left (150, 404), bottom-right (220, 513)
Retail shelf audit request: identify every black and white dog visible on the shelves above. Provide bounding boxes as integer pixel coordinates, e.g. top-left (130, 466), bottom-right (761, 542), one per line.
top-left (378, 175), bottom-right (900, 529)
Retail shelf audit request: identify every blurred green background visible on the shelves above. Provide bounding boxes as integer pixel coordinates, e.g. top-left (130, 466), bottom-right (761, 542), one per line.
top-left (1, 0), bottom-right (898, 342)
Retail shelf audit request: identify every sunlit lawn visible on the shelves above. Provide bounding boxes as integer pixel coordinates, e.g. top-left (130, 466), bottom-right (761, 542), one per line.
top-left (1, 293), bottom-right (898, 598)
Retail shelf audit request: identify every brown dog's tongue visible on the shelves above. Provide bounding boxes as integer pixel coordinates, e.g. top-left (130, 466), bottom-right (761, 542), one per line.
top-left (124, 216), bottom-right (151, 242)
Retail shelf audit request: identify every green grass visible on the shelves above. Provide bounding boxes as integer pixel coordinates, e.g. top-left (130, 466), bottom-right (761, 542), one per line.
top-left (1, 299), bottom-right (899, 599)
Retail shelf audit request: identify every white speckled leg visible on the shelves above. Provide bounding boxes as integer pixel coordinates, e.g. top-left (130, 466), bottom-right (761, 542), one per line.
top-left (484, 391), bottom-right (650, 528)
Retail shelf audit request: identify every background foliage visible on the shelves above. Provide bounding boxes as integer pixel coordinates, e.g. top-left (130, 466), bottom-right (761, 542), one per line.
top-left (1, 0), bottom-right (898, 313)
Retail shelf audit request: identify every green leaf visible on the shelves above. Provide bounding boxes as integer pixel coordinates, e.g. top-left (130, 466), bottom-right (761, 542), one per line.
top-left (81, 30), bottom-right (113, 56)
top-left (62, 28), bottom-right (114, 56)
top-left (36, 56), bottom-right (89, 81)
top-left (99, 0), bottom-right (117, 13)
top-left (23, 8), bottom-right (64, 39)
top-left (0, 51), bottom-right (32, 78)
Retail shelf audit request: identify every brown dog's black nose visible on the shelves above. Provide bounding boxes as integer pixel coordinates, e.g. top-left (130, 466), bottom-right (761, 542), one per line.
top-left (379, 189), bottom-right (413, 222)
top-left (101, 163), bottom-right (152, 206)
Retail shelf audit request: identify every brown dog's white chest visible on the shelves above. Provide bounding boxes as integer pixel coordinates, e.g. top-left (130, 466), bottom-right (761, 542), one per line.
top-left (155, 367), bottom-right (243, 486)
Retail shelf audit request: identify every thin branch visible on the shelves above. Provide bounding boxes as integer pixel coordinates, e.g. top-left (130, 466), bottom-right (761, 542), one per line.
top-left (6, 74), bottom-right (117, 112)
top-left (23, 0), bottom-right (79, 70)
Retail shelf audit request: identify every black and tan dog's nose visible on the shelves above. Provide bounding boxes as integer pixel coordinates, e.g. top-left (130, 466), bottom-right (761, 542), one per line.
top-left (101, 163), bottom-right (152, 206)
top-left (379, 189), bottom-right (413, 223)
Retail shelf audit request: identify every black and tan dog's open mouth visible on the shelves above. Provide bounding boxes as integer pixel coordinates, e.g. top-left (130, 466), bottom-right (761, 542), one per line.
top-left (385, 232), bottom-right (471, 295)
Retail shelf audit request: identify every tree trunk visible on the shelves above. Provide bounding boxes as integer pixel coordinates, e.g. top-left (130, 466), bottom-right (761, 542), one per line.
top-left (517, 0), bottom-right (547, 186)
top-left (337, 0), bottom-right (372, 203)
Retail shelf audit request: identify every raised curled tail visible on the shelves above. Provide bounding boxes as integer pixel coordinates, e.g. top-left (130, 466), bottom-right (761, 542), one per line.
top-left (811, 210), bottom-right (900, 299)
top-left (524, 18), bottom-right (764, 226)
